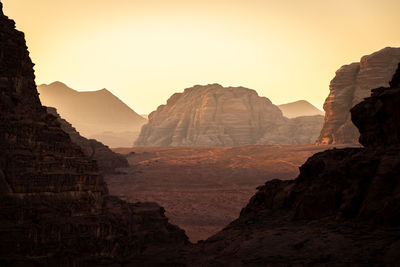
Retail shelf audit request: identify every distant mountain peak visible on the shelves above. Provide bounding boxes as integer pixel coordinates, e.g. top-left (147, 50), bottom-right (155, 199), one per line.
top-left (48, 81), bottom-right (68, 87)
top-left (278, 100), bottom-right (324, 118)
top-left (37, 82), bottom-right (146, 147)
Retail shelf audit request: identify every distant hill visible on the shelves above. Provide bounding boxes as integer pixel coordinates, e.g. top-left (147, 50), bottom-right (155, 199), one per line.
top-left (278, 100), bottom-right (324, 118)
top-left (140, 114), bottom-right (149, 120)
top-left (38, 82), bottom-right (147, 147)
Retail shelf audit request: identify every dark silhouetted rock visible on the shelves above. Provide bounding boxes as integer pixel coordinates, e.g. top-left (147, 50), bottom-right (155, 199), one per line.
top-left (135, 84), bottom-right (323, 146)
top-left (46, 107), bottom-right (128, 173)
top-left (0, 5), bottom-right (187, 266)
top-left (317, 47), bottom-right (400, 144)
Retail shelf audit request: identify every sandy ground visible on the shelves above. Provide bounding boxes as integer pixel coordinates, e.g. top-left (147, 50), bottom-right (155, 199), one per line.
top-left (106, 145), bottom-right (343, 242)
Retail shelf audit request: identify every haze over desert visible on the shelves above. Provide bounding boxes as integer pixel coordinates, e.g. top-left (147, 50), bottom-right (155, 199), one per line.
top-left (1, 1), bottom-right (400, 266)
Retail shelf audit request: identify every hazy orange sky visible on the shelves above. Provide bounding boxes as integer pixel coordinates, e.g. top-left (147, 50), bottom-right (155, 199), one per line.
top-left (3, 0), bottom-right (400, 113)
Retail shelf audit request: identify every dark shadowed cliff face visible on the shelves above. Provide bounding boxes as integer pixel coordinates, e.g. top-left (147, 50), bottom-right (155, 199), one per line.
top-left (46, 107), bottom-right (128, 173)
top-left (187, 65), bottom-right (400, 265)
top-left (0, 5), bottom-right (187, 266)
top-left (135, 84), bottom-right (324, 146)
top-left (317, 47), bottom-right (400, 145)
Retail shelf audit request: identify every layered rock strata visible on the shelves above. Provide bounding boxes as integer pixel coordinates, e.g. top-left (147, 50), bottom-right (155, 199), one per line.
top-left (135, 84), bottom-right (324, 146)
top-left (317, 47), bottom-right (400, 144)
top-left (188, 64), bottom-right (400, 265)
top-left (0, 4), bottom-right (187, 266)
top-left (46, 107), bottom-right (128, 173)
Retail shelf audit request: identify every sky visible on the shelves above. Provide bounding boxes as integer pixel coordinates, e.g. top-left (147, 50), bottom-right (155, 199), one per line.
top-left (2, 0), bottom-right (400, 114)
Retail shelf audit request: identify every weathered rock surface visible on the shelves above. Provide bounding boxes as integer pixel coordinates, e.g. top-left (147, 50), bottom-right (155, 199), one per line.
top-left (135, 84), bottom-right (323, 146)
top-left (278, 100), bottom-right (324, 118)
top-left (0, 4), bottom-right (187, 266)
top-left (187, 63), bottom-right (400, 266)
top-left (317, 47), bottom-right (400, 144)
top-left (38, 82), bottom-right (147, 147)
top-left (46, 107), bottom-right (128, 173)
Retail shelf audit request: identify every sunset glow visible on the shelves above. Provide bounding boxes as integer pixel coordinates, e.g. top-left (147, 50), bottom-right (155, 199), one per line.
top-left (3, 0), bottom-right (400, 113)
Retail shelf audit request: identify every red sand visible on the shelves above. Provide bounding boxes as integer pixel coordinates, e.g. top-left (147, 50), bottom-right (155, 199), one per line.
top-left (107, 145), bottom-right (341, 242)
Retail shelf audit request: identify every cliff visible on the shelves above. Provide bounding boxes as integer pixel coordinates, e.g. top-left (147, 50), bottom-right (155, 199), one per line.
top-left (0, 4), bottom-right (187, 266)
top-left (135, 84), bottom-right (323, 146)
top-left (188, 63), bottom-right (400, 265)
top-left (46, 107), bottom-right (128, 173)
top-left (317, 47), bottom-right (400, 144)
top-left (38, 82), bottom-right (147, 147)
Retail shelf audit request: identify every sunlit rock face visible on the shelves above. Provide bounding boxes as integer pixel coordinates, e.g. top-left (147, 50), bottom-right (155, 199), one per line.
top-left (0, 4), bottom-right (187, 265)
top-left (317, 47), bottom-right (400, 144)
top-left (135, 84), bottom-right (324, 146)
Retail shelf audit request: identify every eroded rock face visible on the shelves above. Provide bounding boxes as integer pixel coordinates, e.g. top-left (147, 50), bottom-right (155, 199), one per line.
top-left (46, 107), bottom-right (128, 173)
top-left (0, 5), bottom-right (187, 266)
top-left (188, 63), bottom-right (400, 266)
top-left (135, 84), bottom-right (323, 146)
top-left (317, 47), bottom-right (400, 144)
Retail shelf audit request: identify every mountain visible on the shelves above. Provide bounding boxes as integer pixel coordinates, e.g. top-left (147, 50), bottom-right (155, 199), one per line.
top-left (278, 100), bottom-right (324, 118)
top-left (37, 82), bottom-right (147, 147)
top-left (135, 84), bottom-right (324, 146)
top-left (0, 5), bottom-right (187, 265)
top-left (317, 47), bottom-right (400, 144)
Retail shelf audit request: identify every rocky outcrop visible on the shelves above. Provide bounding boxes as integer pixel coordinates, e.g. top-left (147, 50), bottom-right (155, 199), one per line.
top-left (188, 63), bottom-right (400, 265)
top-left (0, 4), bottom-right (187, 266)
top-left (135, 84), bottom-right (324, 146)
top-left (278, 100), bottom-right (324, 118)
top-left (317, 47), bottom-right (400, 144)
top-left (38, 82), bottom-right (147, 147)
top-left (46, 107), bottom-right (128, 173)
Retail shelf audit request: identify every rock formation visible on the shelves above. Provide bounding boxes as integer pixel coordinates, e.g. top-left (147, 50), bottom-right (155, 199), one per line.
top-left (2, 2), bottom-right (400, 265)
top-left (187, 64), bottom-right (400, 265)
top-left (135, 84), bottom-right (324, 146)
top-left (0, 4), bottom-right (187, 266)
top-left (278, 100), bottom-right (324, 118)
top-left (46, 107), bottom-right (128, 173)
top-left (38, 82), bottom-right (147, 147)
top-left (317, 47), bottom-right (400, 144)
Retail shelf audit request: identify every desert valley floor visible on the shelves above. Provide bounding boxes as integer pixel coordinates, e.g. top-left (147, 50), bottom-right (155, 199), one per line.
top-left (107, 144), bottom-right (351, 242)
